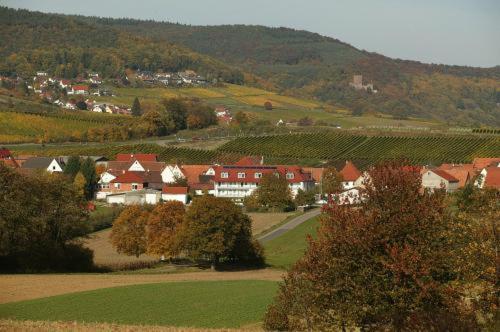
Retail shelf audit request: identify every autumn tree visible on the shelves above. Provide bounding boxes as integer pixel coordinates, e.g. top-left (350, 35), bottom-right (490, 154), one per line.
top-left (254, 173), bottom-right (294, 211)
top-left (321, 167), bottom-right (344, 196)
top-left (110, 205), bottom-right (149, 258)
top-left (234, 111), bottom-right (249, 126)
top-left (146, 201), bottom-right (185, 260)
top-left (181, 195), bottom-right (263, 270)
top-left (264, 101), bottom-right (273, 110)
top-left (453, 184), bottom-right (499, 326)
top-left (73, 172), bottom-right (86, 198)
top-left (131, 97), bottom-right (142, 117)
top-left (264, 162), bottom-right (477, 331)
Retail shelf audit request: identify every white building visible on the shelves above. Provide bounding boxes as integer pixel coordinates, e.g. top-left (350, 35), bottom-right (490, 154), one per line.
top-left (21, 157), bottom-right (63, 173)
top-left (161, 186), bottom-right (189, 204)
top-left (106, 189), bottom-right (161, 205)
top-left (422, 169), bottom-right (459, 192)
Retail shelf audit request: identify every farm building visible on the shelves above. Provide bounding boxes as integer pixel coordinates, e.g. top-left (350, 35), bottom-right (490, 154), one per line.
top-left (106, 189), bottom-right (161, 205)
top-left (162, 186), bottom-right (189, 204)
top-left (422, 169), bottom-right (459, 192)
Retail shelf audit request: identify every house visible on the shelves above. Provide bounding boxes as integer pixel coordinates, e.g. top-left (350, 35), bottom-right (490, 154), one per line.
top-left (476, 166), bottom-right (500, 189)
top-left (59, 79), bottom-right (71, 89)
top-left (0, 148), bottom-right (19, 168)
top-left (437, 164), bottom-right (474, 188)
top-left (339, 161), bottom-right (363, 189)
top-left (162, 186), bottom-right (189, 204)
top-left (21, 157), bottom-right (64, 173)
top-left (161, 165), bottom-right (185, 183)
top-left (69, 85), bottom-right (89, 95)
top-left (213, 164), bottom-right (314, 202)
top-left (302, 167), bottom-right (324, 186)
top-left (422, 169), bottom-right (459, 192)
top-left (472, 158), bottom-right (500, 171)
top-left (106, 189), bottom-right (161, 205)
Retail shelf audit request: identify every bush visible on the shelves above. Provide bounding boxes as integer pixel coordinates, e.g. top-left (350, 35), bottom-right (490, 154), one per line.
top-left (264, 101), bottom-right (273, 110)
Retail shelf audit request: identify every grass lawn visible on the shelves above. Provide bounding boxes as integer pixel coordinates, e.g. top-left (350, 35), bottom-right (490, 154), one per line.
top-left (0, 280), bottom-right (278, 329)
top-left (264, 217), bottom-right (319, 269)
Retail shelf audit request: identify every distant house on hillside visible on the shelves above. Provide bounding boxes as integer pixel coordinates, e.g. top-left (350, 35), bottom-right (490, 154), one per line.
top-left (349, 75), bottom-right (377, 93)
top-left (68, 85), bottom-right (89, 95)
top-left (21, 157), bottom-right (64, 173)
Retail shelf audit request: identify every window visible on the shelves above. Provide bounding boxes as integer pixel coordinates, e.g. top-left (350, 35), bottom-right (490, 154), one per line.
top-left (101, 183), bottom-right (109, 189)
top-left (221, 172), bottom-right (229, 178)
top-left (286, 172), bottom-right (294, 179)
top-left (238, 172), bottom-right (246, 179)
top-left (132, 184), bottom-right (138, 191)
top-left (115, 183), bottom-right (121, 189)
top-left (52, 166), bottom-right (56, 170)
top-left (241, 182), bottom-right (244, 187)
top-left (254, 172), bottom-right (262, 179)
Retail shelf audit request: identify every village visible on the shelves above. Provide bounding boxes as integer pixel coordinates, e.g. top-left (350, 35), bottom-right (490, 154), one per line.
top-left (1, 147), bottom-right (498, 208)
top-left (0, 69), bottom-right (211, 115)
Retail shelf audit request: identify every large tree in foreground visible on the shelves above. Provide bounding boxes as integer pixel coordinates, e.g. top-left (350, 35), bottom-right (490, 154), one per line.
top-left (146, 201), bottom-right (185, 260)
top-left (110, 205), bottom-right (149, 258)
top-left (181, 195), bottom-right (263, 270)
top-left (264, 162), bottom-right (476, 331)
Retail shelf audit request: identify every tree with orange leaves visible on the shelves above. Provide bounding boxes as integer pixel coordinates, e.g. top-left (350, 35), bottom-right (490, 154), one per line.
top-left (264, 161), bottom-right (477, 331)
top-left (146, 201), bottom-right (185, 260)
top-left (110, 205), bottom-right (149, 258)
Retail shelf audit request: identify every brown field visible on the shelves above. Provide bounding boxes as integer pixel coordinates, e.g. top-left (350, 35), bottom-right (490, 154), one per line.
top-left (83, 229), bottom-right (157, 267)
top-left (0, 319), bottom-right (262, 331)
top-left (0, 269), bottom-right (283, 304)
top-left (248, 212), bottom-right (297, 235)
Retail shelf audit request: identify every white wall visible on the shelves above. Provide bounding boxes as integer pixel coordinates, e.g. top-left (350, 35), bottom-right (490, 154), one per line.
top-left (161, 193), bottom-right (188, 204)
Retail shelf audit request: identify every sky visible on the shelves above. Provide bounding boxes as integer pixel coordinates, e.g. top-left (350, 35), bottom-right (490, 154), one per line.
top-left (2, 0), bottom-right (499, 67)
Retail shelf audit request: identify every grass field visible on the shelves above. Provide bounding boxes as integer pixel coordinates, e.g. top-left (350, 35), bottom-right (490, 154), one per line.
top-left (264, 217), bottom-right (319, 269)
top-left (0, 280), bottom-right (278, 329)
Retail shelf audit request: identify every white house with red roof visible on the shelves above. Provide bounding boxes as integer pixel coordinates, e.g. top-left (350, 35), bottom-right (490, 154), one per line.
top-left (422, 169), bottom-right (460, 192)
top-left (476, 163), bottom-right (500, 189)
top-left (339, 161), bottom-right (364, 189)
top-left (69, 85), bottom-right (89, 95)
top-left (162, 186), bottom-right (189, 204)
top-left (213, 162), bottom-right (314, 202)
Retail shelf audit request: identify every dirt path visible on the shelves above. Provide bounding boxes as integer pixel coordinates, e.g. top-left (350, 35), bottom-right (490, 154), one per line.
top-left (0, 269), bottom-right (284, 304)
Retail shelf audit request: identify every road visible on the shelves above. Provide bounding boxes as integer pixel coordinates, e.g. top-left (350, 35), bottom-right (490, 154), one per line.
top-left (257, 208), bottom-right (321, 243)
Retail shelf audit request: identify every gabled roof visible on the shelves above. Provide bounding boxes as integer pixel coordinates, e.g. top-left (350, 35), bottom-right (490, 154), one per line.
top-left (484, 167), bottom-right (500, 188)
top-left (110, 171), bottom-right (144, 184)
top-left (303, 167), bottom-right (324, 182)
top-left (72, 85), bottom-right (89, 91)
top-left (473, 158), bottom-right (500, 170)
top-left (235, 156), bottom-right (263, 166)
top-left (116, 153), bottom-right (158, 162)
top-left (162, 186), bottom-right (188, 194)
top-left (340, 161), bottom-right (361, 182)
top-left (21, 157), bottom-right (56, 169)
top-left (181, 165), bottom-right (211, 184)
top-left (430, 169), bottom-right (459, 182)
top-left (437, 164), bottom-right (474, 188)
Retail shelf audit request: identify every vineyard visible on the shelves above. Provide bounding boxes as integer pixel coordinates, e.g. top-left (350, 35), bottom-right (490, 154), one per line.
top-left (218, 132), bottom-right (500, 165)
top-left (8, 132), bottom-right (500, 167)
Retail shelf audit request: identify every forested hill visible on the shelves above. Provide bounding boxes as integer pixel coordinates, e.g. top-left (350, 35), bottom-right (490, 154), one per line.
top-left (81, 17), bottom-right (500, 126)
top-left (0, 7), bottom-right (243, 83)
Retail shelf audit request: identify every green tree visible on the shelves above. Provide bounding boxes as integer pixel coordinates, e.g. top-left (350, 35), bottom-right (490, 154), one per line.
top-left (255, 173), bottom-right (294, 211)
top-left (64, 155), bottom-right (81, 180)
top-left (140, 110), bottom-right (174, 137)
top-left (80, 157), bottom-right (97, 200)
top-left (234, 111), bottom-right (249, 126)
top-left (146, 201), bottom-right (185, 260)
top-left (110, 205), bottom-right (149, 258)
top-left (131, 97), bottom-right (142, 117)
top-left (294, 188), bottom-right (316, 207)
top-left (162, 98), bottom-right (187, 130)
top-left (181, 195), bottom-right (263, 270)
top-left (264, 162), bottom-right (476, 330)
top-left (0, 163), bottom-right (92, 272)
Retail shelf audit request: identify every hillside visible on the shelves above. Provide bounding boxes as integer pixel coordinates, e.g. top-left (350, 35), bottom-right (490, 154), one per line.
top-left (0, 7), bottom-right (243, 83)
top-left (82, 17), bottom-right (500, 126)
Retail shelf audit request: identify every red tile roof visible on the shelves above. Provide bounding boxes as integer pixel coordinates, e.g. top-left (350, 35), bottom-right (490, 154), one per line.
top-left (116, 153), bottom-right (158, 162)
top-left (438, 164), bottom-right (474, 188)
top-left (110, 171), bottom-right (144, 184)
top-left (303, 167), bottom-right (324, 182)
top-left (484, 167), bottom-right (500, 188)
top-left (72, 85), bottom-right (89, 91)
top-left (431, 169), bottom-right (459, 182)
top-left (162, 186), bottom-right (188, 194)
top-left (235, 156), bottom-right (263, 166)
top-left (0, 148), bottom-right (11, 159)
top-left (213, 165), bottom-right (312, 183)
top-left (181, 165), bottom-right (212, 184)
top-left (340, 161), bottom-right (361, 182)
top-left (473, 158), bottom-right (500, 170)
